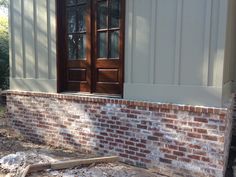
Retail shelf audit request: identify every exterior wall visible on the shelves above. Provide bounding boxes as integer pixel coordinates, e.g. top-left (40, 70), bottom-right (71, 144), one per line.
top-left (9, 0), bottom-right (231, 107)
top-left (124, 0), bottom-right (229, 107)
top-left (223, 0), bottom-right (236, 103)
top-left (5, 91), bottom-right (234, 177)
top-left (9, 0), bottom-right (57, 92)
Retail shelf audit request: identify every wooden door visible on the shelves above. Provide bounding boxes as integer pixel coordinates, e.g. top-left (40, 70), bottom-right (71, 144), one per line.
top-left (65, 0), bottom-right (91, 92)
top-left (93, 0), bottom-right (124, 95)
top-left (58, 0), bottom-right (124, 95)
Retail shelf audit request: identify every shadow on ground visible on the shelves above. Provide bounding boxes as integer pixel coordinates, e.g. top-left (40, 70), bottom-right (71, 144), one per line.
top-left (226, 135), bottom-right (236, 177)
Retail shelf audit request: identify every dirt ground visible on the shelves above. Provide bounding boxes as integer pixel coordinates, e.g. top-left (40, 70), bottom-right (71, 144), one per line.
top-left (0, 127), bottom-right (165, 177)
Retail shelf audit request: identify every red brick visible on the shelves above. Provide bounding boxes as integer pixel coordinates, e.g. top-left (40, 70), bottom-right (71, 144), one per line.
top-left (129, 146), bottom-right (139, 151)
top-left (161, 119), bottom-right (174, 124)
top-left (153, 132), bottom-right (164, 137)
top-left (160, 158), bottom-right (172, 164)
top-left (194, 117), bottom-right (208, 123)
top-left (179, 158), bottom-right (191, 163)
top-left (140, 149), bottom-right (151, 154)
top-left (202, 135), bottom-right (218, 141)
top-left (187, 133), bottom-right (201, 139)
top-left (201, 157), bottom-right (210, 162)
top-left (173, 151), bottom-right (184, 156)
top-left (136, 152), bottom-right (146, 158)
top-left (119, 153), bottom-right (128, 158)
top-left (179, 147), bottom-right (187, 152)
top-left (125, 141), bottom-right (135, 146)
top-left (165, 154), bottom-right (177, 160)
top-left (188, 155), bottom-right (201, 160)
top-left (137, 124), bottom-right (147, 129)
top-left (167, 145), bottom-right (178, 150)
top-left (130, 155), bottom-right (139, 161)
top-left (136, 143), bottom-right (146, 148)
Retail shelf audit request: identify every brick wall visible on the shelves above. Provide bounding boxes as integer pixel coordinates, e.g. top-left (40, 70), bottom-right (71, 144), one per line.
top-left (5, 91), bottom-right (234, 177)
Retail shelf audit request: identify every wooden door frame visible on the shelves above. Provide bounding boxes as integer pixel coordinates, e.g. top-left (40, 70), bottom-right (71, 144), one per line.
top-left (56, 0), bottom-right (125, 96)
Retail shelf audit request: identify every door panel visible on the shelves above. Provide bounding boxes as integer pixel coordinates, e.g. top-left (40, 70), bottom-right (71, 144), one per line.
top-left (60, 0), bottom-right (124, 95)
top-left (65, 0), bottom-right (91, 92)
top-left (93, 0), bottom-right (124, 95)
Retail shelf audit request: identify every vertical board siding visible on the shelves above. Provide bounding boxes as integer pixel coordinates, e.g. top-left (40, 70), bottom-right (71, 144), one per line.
top-left (208, 0), bottom-right (220, 87)
top-left (24, 0), bottom-right (35, 78)
top-left (10, 0), bottom-right (57, 92)
top-left (9, 0), bottom-right (15, 78)
top-left (132, 0), bottom-right (152, 83)
top-left (36, 0), bottom-right (48, 79)
top-left (125, 0), bottom-right (222, 87)
top-left (202, 0), bottom-right (212, 86)
top-left (125, 0), bottom-right (134, 83)
top-left (13, 0), bottom-right (23, 78)
top-left (155, 0), bottom-right (178, 84)
top-left (48, 0), bottom-right (57, 80)
top-left (174, 0), bottom-right (183, 85)
top-left (180, 0), bottom-right (207, 85)
top-left (149, 0), bottom-right (157, 84)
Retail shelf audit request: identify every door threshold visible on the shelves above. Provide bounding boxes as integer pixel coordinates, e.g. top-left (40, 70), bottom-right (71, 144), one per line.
top-left (61, 92), bottom-right (122, 99)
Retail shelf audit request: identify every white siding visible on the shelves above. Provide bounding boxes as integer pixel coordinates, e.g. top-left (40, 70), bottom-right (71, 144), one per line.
top-left (9, 0), bottom-right (57, 92)
top-left (124, 0), bottom-right (229, 107)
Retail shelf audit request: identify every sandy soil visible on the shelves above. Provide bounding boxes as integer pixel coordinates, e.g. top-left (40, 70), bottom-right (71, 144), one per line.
top-left (0, 127), bottom-right (165, 177)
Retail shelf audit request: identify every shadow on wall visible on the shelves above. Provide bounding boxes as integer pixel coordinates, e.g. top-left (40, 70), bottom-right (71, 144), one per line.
top-left (6, 94), bottom-right (229, 177)
top-left (11, 0), bottom-right (56, 87)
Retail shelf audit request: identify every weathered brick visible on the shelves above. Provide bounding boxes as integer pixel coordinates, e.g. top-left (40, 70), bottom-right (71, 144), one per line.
top-left (173, 151), bottom-right (184, 156)
top-left (187, 133), bottom-right (201, 139)
top-left (202, 135), bottom-right (218, 141)
top-left (194, 117), bottom-right (208, 123)
top-left (160, 158), bottom-right (172, 164)
top-left (147, 136), bottom-right (159, 141)
top-left (5, 91), bottom-right (233, 177)
top-left (188, 155), bottom-right (201, 160)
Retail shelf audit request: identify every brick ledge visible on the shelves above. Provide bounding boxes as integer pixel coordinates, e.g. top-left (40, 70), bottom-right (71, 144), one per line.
top-left (3, 90), bottom-right (228, 114)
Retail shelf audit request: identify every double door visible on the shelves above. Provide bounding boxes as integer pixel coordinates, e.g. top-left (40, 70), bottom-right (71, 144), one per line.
top-left (59, 0), bottom-right (124, 95)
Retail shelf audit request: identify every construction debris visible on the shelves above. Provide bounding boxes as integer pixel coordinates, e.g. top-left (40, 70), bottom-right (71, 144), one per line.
top-left (0, 127), bottom-right (165, 177)
top-left (21, 156), bottom-right (119, 177)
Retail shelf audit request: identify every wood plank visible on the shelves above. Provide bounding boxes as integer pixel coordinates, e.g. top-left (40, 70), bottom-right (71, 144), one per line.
top-left (21, 156), bottom-right (119, 177)
top-left (51, 156), bottom-right (119, 170)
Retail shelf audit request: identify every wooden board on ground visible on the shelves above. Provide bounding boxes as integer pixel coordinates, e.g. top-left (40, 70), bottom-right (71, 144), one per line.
top-left (21, 156), bottom-right (119, 177)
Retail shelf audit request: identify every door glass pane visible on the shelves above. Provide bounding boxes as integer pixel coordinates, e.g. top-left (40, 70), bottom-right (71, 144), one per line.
top-left (97, 1), bottom-right (107, 29)
top-left (98, 32), bottom-right (107, 58)
top-left (109, 31), bottom-right (119, 58)
top-left (68, 35), bottom-right (77, 60)
top-left (77, 6), bottom-right (86, 32)
top-left (67, 7), bottom-right (77, 33)
top-left (78, 34), bottom-right (86, 59)
top-left (78, 0), bottom-right (87, 4)
top-left (67, 0), bottom-right (76, 5)
top-left (109, 0), bottom-right (120, 28)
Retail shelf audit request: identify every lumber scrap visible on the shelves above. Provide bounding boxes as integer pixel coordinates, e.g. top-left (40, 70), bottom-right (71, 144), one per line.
top-left (20, 156), bottom-right (119, 177)
top-left (51, 156), bottom-right (119, 170)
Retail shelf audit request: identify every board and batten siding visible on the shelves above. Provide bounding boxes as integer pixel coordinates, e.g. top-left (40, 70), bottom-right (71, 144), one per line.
top-left (9, 0), bottom-right (232, 107)
top-left (9, 0), bottom-right (57, 92)
top-left (222, 0), bottom-right (236, 104)
top-left (124, 0), bottom-right (229, 107)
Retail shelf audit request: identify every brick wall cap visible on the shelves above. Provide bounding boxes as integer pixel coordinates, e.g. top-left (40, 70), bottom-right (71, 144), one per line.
top-left (4, 90), bottom-right (228, 114)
